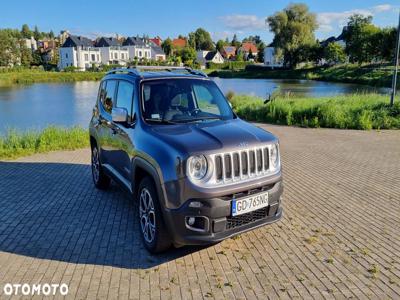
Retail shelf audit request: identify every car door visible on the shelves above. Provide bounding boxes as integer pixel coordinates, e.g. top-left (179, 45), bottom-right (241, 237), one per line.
top-left (98, 79), bottom-right (117, 165)
top-left (112, 80), bottom-right (135, 181)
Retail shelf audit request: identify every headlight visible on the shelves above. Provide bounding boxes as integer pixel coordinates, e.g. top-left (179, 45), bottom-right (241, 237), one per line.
top-left (270, 143), bottom-right (280, 171)
top-left (187, 155), bottom-right (208, 181)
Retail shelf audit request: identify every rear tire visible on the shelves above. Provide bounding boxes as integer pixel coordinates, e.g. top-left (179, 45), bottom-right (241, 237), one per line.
top-left (91, 145), bottom-right (111, 190)
top-left (138, 177), bottom-right (171, 253)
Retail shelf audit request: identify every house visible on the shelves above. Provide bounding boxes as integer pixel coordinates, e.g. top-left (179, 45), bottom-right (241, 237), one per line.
top-left (151, 46), bottom-right (166, 61)
top-left (23, 37), bottom-right (37, 51)
top-left (172, 38), bottom-right (186, 48)
top-left (221, 46), bottom-right (236, 59)
top-left (122, 37), bottom-right (152, 60)
top-left (95, 37), bottom-right (129, 65)
top-left (58, 35), bottom-right (101, 70)
top-left (150, 36), bottom-right (162, 47)
top-left (238, 42), bottom-right (258, 60)
top-left (263, 47), bottom-right (283, 68)
top-left (196, 51), bottom-right (224, 68)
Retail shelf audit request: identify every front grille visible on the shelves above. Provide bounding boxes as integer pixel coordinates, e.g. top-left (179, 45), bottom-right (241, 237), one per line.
top-left (213, 146), bottom-right (271, 183)
top-left (226, 207), bottom-right (269, 230)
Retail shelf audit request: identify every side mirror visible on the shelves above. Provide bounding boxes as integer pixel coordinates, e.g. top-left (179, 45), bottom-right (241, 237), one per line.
top-left (112, 108), bottom-right (128, 123)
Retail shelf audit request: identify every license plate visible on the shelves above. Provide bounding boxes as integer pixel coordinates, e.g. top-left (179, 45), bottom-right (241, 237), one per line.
top-left (231, 192), bottom-right (269, 216)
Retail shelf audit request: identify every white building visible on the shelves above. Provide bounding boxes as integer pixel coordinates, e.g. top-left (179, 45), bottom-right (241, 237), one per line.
top-left (122, 37), bottom-right (152, 60)
top-left (264, 47), bottom-right (283, 68)
top-left (196, 51), bottom-right (224, 68)
top-left (58, 36), bottom-right (101, 70)
top-left (95, 37), bottom-right (129, 65)
top-left (23, 37), bottom-right (37, 51)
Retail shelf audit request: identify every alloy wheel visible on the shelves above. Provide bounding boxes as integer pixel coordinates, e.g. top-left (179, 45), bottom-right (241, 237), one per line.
top-left (139, 188), bottom-right (156, 243)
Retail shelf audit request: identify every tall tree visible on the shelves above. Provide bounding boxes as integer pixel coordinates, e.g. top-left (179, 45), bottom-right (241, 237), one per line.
top-left (343, 14), bottom-right (379, 64)
top-left (21, 24), bottom-right (31, 39)
top-left (33, 25), bottom-right (41, 40)
top-left (49, 30), bottom-right (55, 39)
top-left (0, 30), bottom-right (20, 66)
top-left (161, 38), bottom-right (173, 56)
top-left (231, 34), bottom-right (240, 48)
top-left (267, 3), bottom-right (318, 67)
top-left (190, 28), bottom-right (214, 51)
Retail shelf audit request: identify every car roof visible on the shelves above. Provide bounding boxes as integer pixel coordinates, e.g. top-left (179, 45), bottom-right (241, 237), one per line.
top-left (102, 67), bottom-right (208, 82)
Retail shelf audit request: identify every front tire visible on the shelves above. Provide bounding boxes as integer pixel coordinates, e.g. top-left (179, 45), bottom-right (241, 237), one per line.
top-left (91, 145), bottom-right (111, 190)
top-left (138, 177), bottom-right (171, 253)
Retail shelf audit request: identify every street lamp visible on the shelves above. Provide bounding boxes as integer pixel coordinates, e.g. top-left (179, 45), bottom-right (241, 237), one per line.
top-left (390, 9), bottom-right (400, 106)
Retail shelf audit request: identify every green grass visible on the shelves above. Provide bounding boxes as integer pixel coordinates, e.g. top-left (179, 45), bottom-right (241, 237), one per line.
top-left (230, 93), bottom-right (400, 130)
top-left (209, 64), bottom-right (398, 88)
top-left (0, 69), bottom-right (104, 86)
top-left (0, 126), bottom-right (89, 160)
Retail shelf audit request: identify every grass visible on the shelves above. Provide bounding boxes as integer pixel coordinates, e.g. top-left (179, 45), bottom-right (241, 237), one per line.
top-left (209, 64), bottom-right (398, 88)
top-left (0, 126), bottom-right (89, 160)
top-left (0, 69), bottom-right (104, 86)
top-left (230, 93), bottom-right (400, 130)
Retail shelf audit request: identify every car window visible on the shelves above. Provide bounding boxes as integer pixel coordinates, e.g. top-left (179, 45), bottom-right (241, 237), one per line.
top-left (193, 84), bottom-right (221, 115)
top-left (102, 80), bottom-right (117, 114)
top-left (142, 79), bottom-right (233, 123)
top-left (98, 81), bottom-right (106, 105)
top-left (116, 81), bottom-right (134, 119)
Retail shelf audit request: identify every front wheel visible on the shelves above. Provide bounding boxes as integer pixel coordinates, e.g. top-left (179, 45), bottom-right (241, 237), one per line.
top-left (138, 177), bottom-right (171, 253)
top-left (91, 145), bottom-right (111, 190)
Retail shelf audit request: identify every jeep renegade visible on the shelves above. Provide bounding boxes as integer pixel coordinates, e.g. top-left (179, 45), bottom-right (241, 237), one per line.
top-left (89, 67), bottom-right (283, 253)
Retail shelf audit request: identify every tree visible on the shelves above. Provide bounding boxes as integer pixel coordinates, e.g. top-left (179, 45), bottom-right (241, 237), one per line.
top-left (343, 14), bottom-right (379, 64)
top-left (20, 43), bottom-right (33, 66)
top-left (231, 34), bottom-right (241, 48)
top-left (188, 32), bottom-right (196, 49)
top-left (257, 42), bottom-right (266, 63)
top-left (0, 30), bottom-right (20, 66)
top-left (324, 42), bottom-right (346, 65)
top-left (33, 25), bottom-right (41, 40)
top-left (179, 46), bottom-right (196, 64)
top-left (216, 39), bottom-right (228, 52)
top-left (267, 3), bottom-right (318, 67)
top-left (49, 30), bottom-right (55, 39)
top-left (21, 24), bottom-right (31, 39)
top-left (242, 35), bottom-right (262, 45)
top-left (190, 28), bottom-right (214, 50)
top-left (161, 38), bottom-right (173, 56)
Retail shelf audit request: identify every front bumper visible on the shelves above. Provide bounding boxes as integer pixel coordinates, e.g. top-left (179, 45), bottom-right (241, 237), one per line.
top-left (162, 180), bottom-right (283, 246)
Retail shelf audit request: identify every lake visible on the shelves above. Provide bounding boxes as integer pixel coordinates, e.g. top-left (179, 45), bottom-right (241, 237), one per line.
top-left (0, 78), bottom-right (390, 133)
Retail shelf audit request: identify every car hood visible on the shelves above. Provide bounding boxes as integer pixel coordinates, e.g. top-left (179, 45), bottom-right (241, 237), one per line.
top-left (148, 118), bottom-right (278, 154)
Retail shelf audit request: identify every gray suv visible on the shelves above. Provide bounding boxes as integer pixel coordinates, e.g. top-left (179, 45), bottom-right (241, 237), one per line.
top-left (89, 67), bottom-right (283, 253)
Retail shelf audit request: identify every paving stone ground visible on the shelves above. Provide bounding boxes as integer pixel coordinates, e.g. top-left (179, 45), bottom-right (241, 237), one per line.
top-left (0, 124), bottom-right (399, 299)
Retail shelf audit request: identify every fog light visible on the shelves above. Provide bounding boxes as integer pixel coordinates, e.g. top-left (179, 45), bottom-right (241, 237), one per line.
top-left (187, 217), bottom-right (195, 226)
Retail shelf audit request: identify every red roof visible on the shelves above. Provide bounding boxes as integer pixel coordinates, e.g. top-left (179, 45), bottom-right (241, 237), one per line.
top-left (150, 37), bottom-right (162, 47)
top-left (172, 38), bottom-right (186, 48)
top-left (241, 42), bottom-right (258, 53)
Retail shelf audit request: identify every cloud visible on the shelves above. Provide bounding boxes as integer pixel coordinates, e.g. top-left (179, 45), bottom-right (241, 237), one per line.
top-left (220, 15), bottom-right (266, 31)
top-left (316, 4), bottom-right (394, 34)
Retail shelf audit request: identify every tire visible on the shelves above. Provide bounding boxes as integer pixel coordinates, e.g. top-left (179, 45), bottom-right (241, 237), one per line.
top-left (91, 145), bottom-right (111, 190)
top-left (138, 177), bottom-right (171, 253)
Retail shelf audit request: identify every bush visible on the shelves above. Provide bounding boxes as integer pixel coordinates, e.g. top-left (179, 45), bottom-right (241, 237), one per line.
top-left (0, 126), bottom-right (89, 160)
top-left (207, 61), bottom-right (253, 70)
top-left (230, 94), bottom-right (400, 130)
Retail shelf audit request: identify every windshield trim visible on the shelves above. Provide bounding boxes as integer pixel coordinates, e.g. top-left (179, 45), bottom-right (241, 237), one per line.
top-left (139, 77), bottom-right (235, 126)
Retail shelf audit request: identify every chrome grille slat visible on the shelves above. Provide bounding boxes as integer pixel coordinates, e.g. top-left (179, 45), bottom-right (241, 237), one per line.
top-left (213, 145), bottom-right (272, 184)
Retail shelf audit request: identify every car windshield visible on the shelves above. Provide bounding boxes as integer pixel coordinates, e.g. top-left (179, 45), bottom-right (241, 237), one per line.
top-left (141, 78), bottom-right (234, 124)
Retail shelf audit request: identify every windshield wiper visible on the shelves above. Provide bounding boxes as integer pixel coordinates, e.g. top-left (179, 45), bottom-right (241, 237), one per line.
top-left (173, 116), bottom-right (223, 123)
top-left (145, 118), bottom-right (177, 125)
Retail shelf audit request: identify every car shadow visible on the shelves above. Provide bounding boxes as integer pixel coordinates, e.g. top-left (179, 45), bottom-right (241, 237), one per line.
top-left (0, 161), bottom-right (208, 269)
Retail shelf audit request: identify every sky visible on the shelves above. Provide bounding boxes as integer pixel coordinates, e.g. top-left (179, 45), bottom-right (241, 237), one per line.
top-left (1, 0), bottom-right (399, 43)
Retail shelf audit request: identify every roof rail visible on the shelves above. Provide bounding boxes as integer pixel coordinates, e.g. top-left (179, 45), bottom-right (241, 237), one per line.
top-left (106, 66), bottom-right (207, 77)
top-left (106, 68), bottom-right (140, 76)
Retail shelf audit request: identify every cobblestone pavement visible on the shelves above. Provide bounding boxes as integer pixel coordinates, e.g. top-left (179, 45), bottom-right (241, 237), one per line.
top-left (0, 124), bottom-right (399, 299)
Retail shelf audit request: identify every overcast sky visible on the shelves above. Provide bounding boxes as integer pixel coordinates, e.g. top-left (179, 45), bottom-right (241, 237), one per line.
top-left (1, 0), bottom-right (399, 43)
